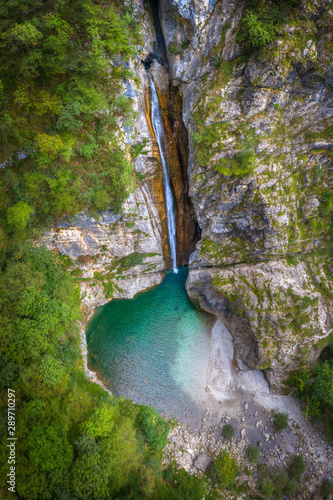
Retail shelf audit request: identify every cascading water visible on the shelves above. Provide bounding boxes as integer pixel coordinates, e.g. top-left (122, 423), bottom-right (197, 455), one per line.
top-left (149, 74), bottom-right (178, 272)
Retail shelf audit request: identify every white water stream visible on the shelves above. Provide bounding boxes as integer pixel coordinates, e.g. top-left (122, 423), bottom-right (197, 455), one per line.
top-left (149, 74), bottom-right (178, 272)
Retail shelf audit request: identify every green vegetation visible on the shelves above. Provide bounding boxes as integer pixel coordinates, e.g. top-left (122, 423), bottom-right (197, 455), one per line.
top-left (136, 406), bottom-right (169, 451)
top-left (168, 40), bottom-right (182, 55)
top-left (246, 445), bottom-right (260, 464)
top-left (0, 0), bottom-right (140, 246)
top-left (131, 139), bottom-right (148, 159)
top-left (193, 83), bottom-right (258, 179)
top-left (288, 351), bottom-right (333, 442)
top-left (117, 252), bottom-right (150, 269)
top-left (273, 412), bottom-right (289, 431)
top-left (222, 423), bottom-right (235, 440)
top-left (157, 461), bottom-right (206, 499)
top-left (0, 244), bottom-right (214, 499)
top-left (208, 451), bottom-right (238, 489)
top-left (321, 479), bottom-right (333, 498)
top-left (193, 122), bottom-right (229, 166)
top-left (289, 455), bottom-right (306, 482)
top-left (168, 39), bottom-right (190, 55)
top-left (257, 461), bottom-right (302, 499)
top-left (215, 127), bottom-right (258, 178)
top-left (237, 0), bottom-right (300, 48)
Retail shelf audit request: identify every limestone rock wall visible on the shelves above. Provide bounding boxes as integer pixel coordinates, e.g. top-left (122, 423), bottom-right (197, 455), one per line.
top-left (42, 184), bottom-right (166, 318)
top-left (159, 0), bottom-right (333, 388)
top-left (41, 1), bottom-right (170, 318)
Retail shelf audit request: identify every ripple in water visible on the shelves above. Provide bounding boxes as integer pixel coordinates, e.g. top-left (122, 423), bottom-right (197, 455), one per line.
top-left (86, 267), bottom-right (215, 423)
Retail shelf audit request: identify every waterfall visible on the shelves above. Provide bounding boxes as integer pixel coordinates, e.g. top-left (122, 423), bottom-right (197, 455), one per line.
top-left (149, 75), bottom-right (178, 273)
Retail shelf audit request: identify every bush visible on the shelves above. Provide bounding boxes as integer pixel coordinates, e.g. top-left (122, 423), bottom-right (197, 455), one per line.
top-left (237, 0), bottom-right (300, 48)
top-left (273, 412), bottom-right (288, 431)
top-left (246, 445), bottom-right (260, 464)
top-left (290, 455), bottom-right (306, 481)
top-left (39, 355), bottom-right (65, 388)
top-left (136, 406), bottom-right (169, 451)
top-left (258, 465), bottom-right (289, 498)
top-left (6, 201), bottom-right (33, 232)
top-left (285, 479), bottom-right (299, 496)
top-left (321, 479), bottom-right (333, 498)
top-left (161, 461), bottom-right (206, 499)
top-left (118, 252), bottom-right (147, 269)
top-left (222, 423), bottom-right (235, 440)
top-left (168, 41), bottom-right (182, 55)
top-left (211, 451), bottom-right (238, 488)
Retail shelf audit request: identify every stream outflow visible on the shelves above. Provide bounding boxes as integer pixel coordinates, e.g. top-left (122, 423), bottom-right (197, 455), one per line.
top-left (149, 74), bottom-right (178, 272)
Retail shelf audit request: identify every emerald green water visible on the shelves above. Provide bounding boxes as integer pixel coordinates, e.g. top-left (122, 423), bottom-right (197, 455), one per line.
top-left (86, 267), bottom-right (215, 422)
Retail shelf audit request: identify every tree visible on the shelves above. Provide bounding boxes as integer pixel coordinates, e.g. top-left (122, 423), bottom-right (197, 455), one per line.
top-left (39, 355), bottom-right (65, 387)
top-left (246, 445), bottom-right (260, 464)
top-left (290, 455), bottom-right (306, 481)
top-left (6, 201), bottom-right (32, 232)
top-left (28, 424), bottom-right (73, 472)
top-left (102, 416), bottom-right (142, 494)
top-left (71, 452), bottom-right (109, 500)
top-left (312, 362), bottom-right (333, 408)
top-left (80, 402), bottom-right (118, 438)
top-left (222, 423), bottom-right (235, 440)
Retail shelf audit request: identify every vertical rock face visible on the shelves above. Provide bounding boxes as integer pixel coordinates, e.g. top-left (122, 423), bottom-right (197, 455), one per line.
top-left (41, 1), bottom-right (169, 316)
top-left (148, 60), bottom-right (199, 266)
top-left (41, 0), bottom-right (200, 315)
top-left (145, 0), bottom-right (200, 266)
top-left (157, 0), bottom-right (333, 390)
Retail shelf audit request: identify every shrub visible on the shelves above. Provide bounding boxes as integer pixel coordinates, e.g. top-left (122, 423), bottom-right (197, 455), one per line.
top-left (6, 201), bottom-right (33, 232)
top-left (285, 479), bottom-right (299, 496)
top-left (290, 455), bottom-right (306, 481)
top-left (162, 461), bottom-right (206, 499)
top-left (242, 9), bottom-right (276, 48)
top-left (258, 465), bottom-right (289, 498)
top-left (0, 356), bottom-right (17, 389)
top-left (222, 423), bottom-right (235, 440)
top-left (211, 451), bottom-right (238, 488)
top-left (237, 0), bottom-right (300, 48)
top-left (312, 362), bottom-right (333, 408)
top-left (320, 190), bottom-right (333, 216)
top-left (136, 406), bottom-right (169, 451)
top-left (246, 445), bottom-right (260, 464)
top-left (117, 252), bottom-right (147, 269)
top-left (321, 479), bottom-right (333, 498)
top-left (168, 41), bottom-right (182, 55)
top-left (273, 412), bottom-right (288, 431)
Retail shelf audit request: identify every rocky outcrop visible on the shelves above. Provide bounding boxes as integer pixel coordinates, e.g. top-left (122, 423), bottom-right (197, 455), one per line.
top-left (159, 0), bottom-right (333, 388)
top-left (187, 258), bottom-right (333, 390)
top-left (42, 185), bottom-right (166, 318)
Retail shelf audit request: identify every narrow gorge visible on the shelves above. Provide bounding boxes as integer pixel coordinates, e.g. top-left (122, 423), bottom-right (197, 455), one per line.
top-left (35, 0), bottom-right (333, 496)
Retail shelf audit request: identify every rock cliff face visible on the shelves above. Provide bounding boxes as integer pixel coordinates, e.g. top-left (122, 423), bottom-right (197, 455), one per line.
top-left (43, 0), bottom-right (333, 390)
top-left (42, 0), bottom-right (201, 318)
top-left (157, 0), bottom-right (333, 389)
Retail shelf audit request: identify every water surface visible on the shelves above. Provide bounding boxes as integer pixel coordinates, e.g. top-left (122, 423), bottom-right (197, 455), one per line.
top-left (86, 267), bottom-right (215, 423)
